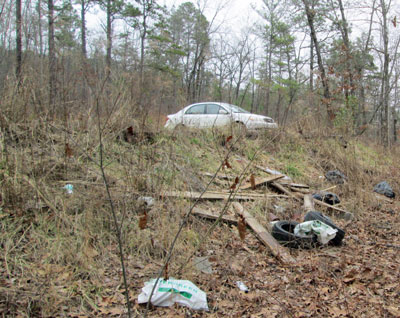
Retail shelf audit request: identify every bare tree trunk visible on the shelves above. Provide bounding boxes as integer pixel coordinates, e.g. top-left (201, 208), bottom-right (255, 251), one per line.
top-left (380, 0), bottom-right (390, 147)
top-left (48, 0), bottom-right (56, 108)
top-left (37, 0), bottom-right (43, 56)
top-left (16, 0), bottom-right (22, 80)
top-left (81, 0), bottom-right (87, 59)
top-left (302, 0), bottom-right (335, 122)
top-left (106, 0), bottom-right (112, 70)
top-left (309, 32), bottom-right (313, 91)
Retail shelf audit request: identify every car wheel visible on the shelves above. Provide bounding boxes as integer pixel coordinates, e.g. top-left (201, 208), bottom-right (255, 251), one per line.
top-left (271, 220), bottom-right (317, 249)
top-left (303, 211), bottom-right (345, 246)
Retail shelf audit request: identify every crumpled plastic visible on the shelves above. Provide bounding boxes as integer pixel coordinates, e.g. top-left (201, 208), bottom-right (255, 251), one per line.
top-left (294, 220), bottom-right (338, 245)
top-left (325, 170), bottom-right (347, 184)
top-left (373, 181), bottom-right (395, 198)
top-left (312, 191), bottom-right (340, 205)
top-left (138, 278), bottom-right (209, 311)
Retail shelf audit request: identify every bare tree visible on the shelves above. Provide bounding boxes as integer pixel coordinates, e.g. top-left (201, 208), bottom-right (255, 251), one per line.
top-left (301, 0), bottom-right (335, 122)
top-left (16, 0), bottom-right (22, 80)
top-left (48, 0), bottom-right (56, 107)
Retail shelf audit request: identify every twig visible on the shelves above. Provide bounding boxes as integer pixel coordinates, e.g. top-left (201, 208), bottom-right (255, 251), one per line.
top-left (95, 77), bottom-right (132, 318)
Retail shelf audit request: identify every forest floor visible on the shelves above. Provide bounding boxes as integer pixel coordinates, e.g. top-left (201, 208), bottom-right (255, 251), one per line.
top-left (1, 114), bottom-right (400, 317)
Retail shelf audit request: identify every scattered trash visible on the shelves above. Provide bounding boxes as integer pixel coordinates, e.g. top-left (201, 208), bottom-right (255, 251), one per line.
top-left (373, 181), bottom-right (395, 198)
top-left (304, 211), bottom-right (345, 245)
top-left (236, 281), bottom-right (249, 293)
top-left (269, 212), bottom-right (280, 221)
top-left (264, 168), bottom-right (292, 181)
top-left (271, 220), bottom-right (317, 249)
top-left (273, 205), bottom-right (285, 214)
top-left (312, 191), bottom-right (340, 205)
top-left (137, 196), bottom-right (155, 208)
top-left (294, 220), bottom-right (337, 245)
top-left (194, 256), bottom-right (213, 274)
top-left (325, 170), bottom-right (347, 184)
top-left (138, 278), bottom-right (209, 311)
top-left (63, 184), bottom-right (73, 194)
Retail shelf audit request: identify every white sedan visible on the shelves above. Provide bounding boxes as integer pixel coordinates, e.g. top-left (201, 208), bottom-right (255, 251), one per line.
top-left (164, 102), bottom-right (278, 131)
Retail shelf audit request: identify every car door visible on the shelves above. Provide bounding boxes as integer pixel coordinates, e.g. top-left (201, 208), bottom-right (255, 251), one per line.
top-left (204, 104), bottom-right (231, 128)
top-left (182, 104), bottom-right (206, 127)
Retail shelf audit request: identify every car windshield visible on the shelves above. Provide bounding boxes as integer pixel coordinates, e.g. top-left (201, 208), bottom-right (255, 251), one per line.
top-left (222, 103), bottom-right (250, 114)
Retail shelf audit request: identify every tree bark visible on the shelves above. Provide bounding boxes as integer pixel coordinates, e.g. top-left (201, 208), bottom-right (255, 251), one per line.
top-left (16, 0), bottom-right (22, 80)
top-left (302, 0), bottom-right (335, 122)
top-left (106, 0), bottom-right (112, 70)
top-left (48, 0), bottom-right (56, 108)
top-left (81, 0), bottom-right (87, 59)
top-left (380, 0), bottom-right (390, 147)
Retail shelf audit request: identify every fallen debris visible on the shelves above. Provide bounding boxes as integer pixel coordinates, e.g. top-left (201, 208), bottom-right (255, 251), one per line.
top-left (192, 207), bottom-right (238, 224)
top-left (270, 182), bottom-right (301, 201)
top-left (236, 281), bottom-right (249, 293)
top-left (162, 190), bottom-right (289, 201)
top-left (294, 220), bottom-right (338, 245)
top-left (271, 220), bottom-right (317, 249)
top-left (325, 170), bottom-right (347, 184)
top-left (240, 174), bottom-right (284, 190)
top-left (138, 278), bottom-right (209, 311)
top-left (312, 197), bottom-right (353, 220)
top-left (373, 181), bottom-right (395, 198)
top-left (304, 211), bottom-right (345, 245)
top-left (194, 257), bottom-right (213, 274)
top-left (256, 165), bottom-right (292, 181)
top-left (233, 202), bottom-right (296, 264)
top-left (312, 191), bottom-right (340, 205)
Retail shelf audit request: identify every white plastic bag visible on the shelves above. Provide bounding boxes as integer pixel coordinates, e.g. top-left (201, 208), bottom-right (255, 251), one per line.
top-left (138, 278), bottom-right (209, 311)
top-left (294, 220), bottom-right (337, 244)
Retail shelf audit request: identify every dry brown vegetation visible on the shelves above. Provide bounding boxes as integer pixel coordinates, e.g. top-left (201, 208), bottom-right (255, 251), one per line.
top-left (1, 82), bottom-right (400, 318)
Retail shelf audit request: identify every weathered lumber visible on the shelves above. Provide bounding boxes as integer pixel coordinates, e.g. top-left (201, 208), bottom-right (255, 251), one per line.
top-left (312, 198), bottom-right (354, 220)
top-left (303, 194), bottom-right (315, 212)
top-left (192, 207), bottom-right (238, 224)
top-left (270, 182), bottom-right (301, 201)
top-left (202, 172), bottom-right (234, 180)
top-left (290, 187), bottom-right (310, 194)
top-left (162, 191), bottom-right (289, 201)
top-left (233, 202), bottom-right (296, 264)
top-left (288, 183), bottom-right (310, 189)
top-left (240, 174), bottom-right (284, 190)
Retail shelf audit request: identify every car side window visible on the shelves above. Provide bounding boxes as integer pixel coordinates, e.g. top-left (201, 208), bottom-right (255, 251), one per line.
top-left (185, 104), bottom-right (205, 115)
top-left (206, 104), bottom-right (222, 114)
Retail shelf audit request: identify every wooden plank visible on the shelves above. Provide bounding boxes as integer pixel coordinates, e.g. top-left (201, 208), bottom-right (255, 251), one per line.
top-left (270, 182), bottom-right (301, 201)
top-left (240, 174), bottom-right (284, 190)
top-left (290, 187), bottom-right (310, 194)
top-left (192, 207), bottom-right (237, 224)
top-left (162, 191), bottom-right (289, 201)
top-left (202, 172), bottom-right (234, 180)
top-left (233, 202), bottom-right (296, 264)
top-left (288, 183), bottom-right (310, 189)
top-left (312, 198), bottom-right (354, 220)
top-left (303, 194), bottom-right (315, 212)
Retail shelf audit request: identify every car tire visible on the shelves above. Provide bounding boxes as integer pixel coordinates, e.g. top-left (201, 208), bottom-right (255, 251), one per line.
top-left (303, 211), bottom-right (345, 246)
top-left (271, 220), bottom-right (317, 249)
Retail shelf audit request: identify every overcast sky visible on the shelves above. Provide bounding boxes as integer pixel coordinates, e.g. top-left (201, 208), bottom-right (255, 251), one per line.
top-left (86, 0), bottom-right (263, 38)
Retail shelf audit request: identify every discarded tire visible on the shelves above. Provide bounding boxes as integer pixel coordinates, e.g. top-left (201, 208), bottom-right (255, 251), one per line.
top-left (304, 211), bottom-right (345, 246)
top-left (271, 220), bottom-right (317, 249)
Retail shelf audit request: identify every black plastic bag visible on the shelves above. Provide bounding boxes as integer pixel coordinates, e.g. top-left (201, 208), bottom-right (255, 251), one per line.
top-left (373, 181), bottom-right (395, 198)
